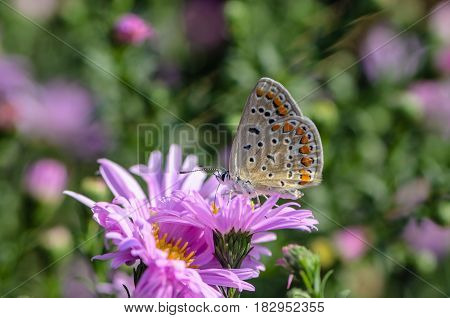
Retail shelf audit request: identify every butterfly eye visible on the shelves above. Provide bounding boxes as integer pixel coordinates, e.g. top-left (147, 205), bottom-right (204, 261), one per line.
top-left (257, 141), bottom-right (264, 147)
top-left (249, 157), bottom-right (255, 163)
top-left (268, 173), bottom-right (273, 178)
top-left (258, 107), bottom-right (264, 113)
top-left (243, 144), bottom-right (251, 150)
top-left (268, 119), bottom-right (275, 124)
top-left (261, 166), bottom-right (267, 171)
top-left (286, 163), bottom-right (292, 168)
top-left (271, 138), bottom-right (278, 145)
top-left (283, 138), bottom-right (290, 144)
top-left (251, 108), bottom-right (256, 113)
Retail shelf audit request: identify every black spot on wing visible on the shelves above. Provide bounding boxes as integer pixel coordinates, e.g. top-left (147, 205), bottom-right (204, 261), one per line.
top-left (248, 127), bottom-right (260, 135)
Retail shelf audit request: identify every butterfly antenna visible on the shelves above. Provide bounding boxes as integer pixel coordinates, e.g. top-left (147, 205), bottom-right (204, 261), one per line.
top-left (179, 167), bottom-right (220, 175)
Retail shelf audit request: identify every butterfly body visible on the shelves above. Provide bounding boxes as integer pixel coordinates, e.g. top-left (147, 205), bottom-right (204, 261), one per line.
top-left (224, 77), bottom-right (324, 199)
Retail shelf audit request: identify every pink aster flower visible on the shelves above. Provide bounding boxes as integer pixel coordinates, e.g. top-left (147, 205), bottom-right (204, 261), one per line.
top-left (65, 145), bottom-right (255, 297)
top-left (133, 259), bottom-right (223, 298)
top-left (129, 144), bottom-right (221, 207)
top-left (114, 14), bottom-right (154, 45)
top-left (150, 190), bottom-right (318, 272)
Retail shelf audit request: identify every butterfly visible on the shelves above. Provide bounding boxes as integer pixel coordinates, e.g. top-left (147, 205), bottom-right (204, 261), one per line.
top-left (215, 77), bottom-right (324, 199)
top-left (181, 78), bottom-right (323, 199)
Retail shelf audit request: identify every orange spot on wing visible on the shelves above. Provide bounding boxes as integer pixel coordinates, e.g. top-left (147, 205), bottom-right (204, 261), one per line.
top-left (301, 157), bottom-right (312, 167)
top-left (299, 145), bottom-right (310, 154)
top-left (256, 87), bottom-right (264, 97)
top-left (300, 135), bottom-right (310, 144)
top-left (283, 122), bottom-right (294, 132)
top-left (271, 124), bottom-right (281, 131)
top-left (278, 106), bottom-right (288, 115)
top-left (296, 127), bottom-right (305, 135)
top-left (300, 174), bottom-right (311, 182)
top-left (266, 91), bottom-right (274, 99)
top-left (273, 97), bottom-right (283, 107)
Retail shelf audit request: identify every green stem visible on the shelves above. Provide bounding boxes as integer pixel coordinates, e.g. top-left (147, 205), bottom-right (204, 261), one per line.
top-left (227, 288), bottom-right (241, 298)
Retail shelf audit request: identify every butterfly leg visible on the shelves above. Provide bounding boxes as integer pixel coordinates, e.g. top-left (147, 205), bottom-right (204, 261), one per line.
top-left (227, 189), bottom-right (233, 205)
top-left (213, 183), bottom-right (221, 209)
top-left (253, 192), bottom-right (261, 207)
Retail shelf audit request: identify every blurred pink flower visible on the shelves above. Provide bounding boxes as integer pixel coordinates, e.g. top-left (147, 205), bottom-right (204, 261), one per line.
top-left (13, 0), bottom-right (59, 21)
top-left (0, 56), bottom-right (31, 130)
top-left (360, 23), bottom-right (423, 83)
top-left (391, 178), bottom-right (431, 218)
top-left (11, 80), bottom-right (108, 156)
top-left (114, 14), bottom-right (154, 45)
top-left (429, 2), bottom-right (450, 44)
top-left (184, 0), bottom-right (228, 51)
top-left (409, 80), bottom-right (450, 138)
top-left (0, 56), bottom-right (33, 95)
top-left (0, 101), bottom-right (18, 130)
top-left (333, 226), bottom-right (369, 262)
top-left (62, 256), bottom-right (97, 298)
top-left (24, 158), bottom-right (68, 203)
top-left (97, 271), bottom-right (134, 298)
top-left (403, 218), bottom-right (450, 258)
top-left (434, 47), bottom-right (450, 74)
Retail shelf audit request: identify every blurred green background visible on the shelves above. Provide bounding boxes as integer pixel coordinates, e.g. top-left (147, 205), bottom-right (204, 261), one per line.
top-left (0, 0), bottom-right (449, 297)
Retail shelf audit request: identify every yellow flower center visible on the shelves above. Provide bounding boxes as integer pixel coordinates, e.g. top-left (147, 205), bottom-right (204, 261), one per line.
top-left (152, 224), bottom-right (196, 267)
top-left (211, 202), bottom-right (219, 215)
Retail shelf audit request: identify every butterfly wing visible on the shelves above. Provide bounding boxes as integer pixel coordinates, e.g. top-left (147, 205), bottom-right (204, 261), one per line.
top-left (229, 78), bottom-right (323, 197)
